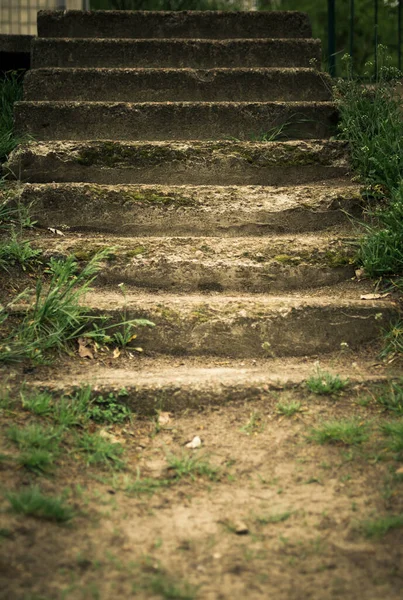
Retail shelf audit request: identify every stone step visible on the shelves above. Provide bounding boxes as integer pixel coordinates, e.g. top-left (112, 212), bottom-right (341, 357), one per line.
top-left (6, 140), bottom-right (349, 186)
top-left (14, 101), bottom-right (337, 142)
top-left (26, 355), bottom-right (399, 417)
top-left (24, 68), bottom-right (332, 103)
top-left (79, 290), bottom-right (397, 358)
top-left (32, 38), bottom-right (321, 70)
top-left (37, 10), bottom-right (313, 40)
top-left (19, 183), bottom-right (362, 236)
top-left (36, 233), bottom-right (356, 293)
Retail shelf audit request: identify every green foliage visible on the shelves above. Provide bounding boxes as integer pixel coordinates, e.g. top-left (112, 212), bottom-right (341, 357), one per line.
top-left (77, 432), bottom-right (126, 469)
top-left (6, 486), bottom-right (74, 522)
top-left (309, 419), bottom-right (370, 446)
top-left (239, 410), bottom-right (265, 435)
top-left (259, 0), bottom-right (401, 76)
top-left (87, 390), bottom-right (132, 424)
top-left (359, 514), bottom-right (403, 538)
top-left (256, 511), bottom-right (292, 525)
top-left (0, 71), bottom-right (24, 163)
top-left (147, 573), bottom-right (197, 600)
top-left (306, 368), bottom-right (349, 396)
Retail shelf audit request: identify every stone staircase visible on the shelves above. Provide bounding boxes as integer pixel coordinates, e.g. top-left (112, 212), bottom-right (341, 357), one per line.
top-left (6, 10), bottom-right (397, 409)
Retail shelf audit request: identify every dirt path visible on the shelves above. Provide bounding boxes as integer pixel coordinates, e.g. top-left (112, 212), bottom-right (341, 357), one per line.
top-left (1, 381), bottom-right (403, 600)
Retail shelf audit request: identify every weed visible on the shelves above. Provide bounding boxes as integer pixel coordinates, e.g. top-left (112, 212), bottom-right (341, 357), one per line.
top-left (6, 486), bottom-right (74, 522)
top-left (21, 390), bottom-right (53, 416)
top-left (276, 400), bottom-right (302, 417)
top-left (309, 419), bottom-right (370, 446)
top-left (376, 380), bottom-right (403, 415)
top-left (255, 511), bottom-right (292, 525)
top-left (306, 367), bottom-right (349, 395)
top-left (380, 420), bottom-right (403, 459)
top-left (167, 452), bottom-right (220, 481)
top-left (0, 234), bottom-right (41, 272)
top-left (7, 423), bottom-right (62, 473)
top-left (125, 474), bottom-right (171, 496)
top-left (240, 410), bottom-right (265, 435)
top-left (86, 389), bottom-right (132, 424)
top-left (359, 514), bottom-right (403, 538)
top-left (77, 432), bottom-right (126, 470)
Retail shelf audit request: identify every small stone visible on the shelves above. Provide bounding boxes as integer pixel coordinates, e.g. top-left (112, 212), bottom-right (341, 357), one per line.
top-left (234, 521), bottom-right (249, 535)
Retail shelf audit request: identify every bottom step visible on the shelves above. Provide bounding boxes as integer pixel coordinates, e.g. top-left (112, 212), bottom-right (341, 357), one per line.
top-left (22, 355), bottom-right (400, 416)
top-left (82, 291), bottom-right (397, 358)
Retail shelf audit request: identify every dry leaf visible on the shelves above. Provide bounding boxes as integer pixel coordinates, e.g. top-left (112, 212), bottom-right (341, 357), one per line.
top-left (185, 436), bottom-right (202, 449)
top-left (77, 337), bottom-right (94, 359)
top-left (112, 347), bottom-right (121, 359)
top-left (355, 268), bottom-right (366, 280)
top-left (396, 466), bottom-right (403, 475)
top-left (158, 412), bottom-right (172, 426)
top-left (360, 293), bottom-right (390, 300)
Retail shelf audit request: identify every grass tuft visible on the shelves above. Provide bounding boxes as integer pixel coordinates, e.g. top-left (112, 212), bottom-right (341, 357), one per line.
top-left (167, 452), bottom-right (220, 482)
top-left (309, 419), bottom-right (370, 446)
top-left (0, 71), bottom-right (24, 163)
top-left (306, 368), bottom-right (349, 396)
top-left (6, 486), bottom-right (74, 522)
top-left (276, 400), bottom-right (302, 417)
top-left (359, 514), bottom-right (403, 538)
top-left (77, 432), bottom-right (126, 470)
top-left (380, 419), bottom-right (403, 459)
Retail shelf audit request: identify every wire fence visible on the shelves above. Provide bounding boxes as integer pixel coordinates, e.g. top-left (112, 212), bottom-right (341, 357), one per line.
top-left (0, 0), bottom-right (88, 35)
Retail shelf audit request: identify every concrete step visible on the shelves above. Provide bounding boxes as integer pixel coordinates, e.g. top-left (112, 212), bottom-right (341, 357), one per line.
top-left (19, 183), bottom-right (362, 236)
top-left (31, 38), bottom-right (321, 69)
top-left (25, 355), bottom-right (399, 417)
top-left (79, 290), bottom-right (397, 358)
top-left (6, 140), bottom-right (350, 186)
top-left (24, 68), bottom-right (332, 103)
top-left (36, 233), bottom-right (356, 293)
top-left (14, 101), bottom-right (338, 142)
top-left (37, 10), bottom-right (313, 40)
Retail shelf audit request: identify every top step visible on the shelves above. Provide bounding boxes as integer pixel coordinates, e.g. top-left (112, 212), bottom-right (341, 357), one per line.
top-left (37, 10), bottom-right (312, 40)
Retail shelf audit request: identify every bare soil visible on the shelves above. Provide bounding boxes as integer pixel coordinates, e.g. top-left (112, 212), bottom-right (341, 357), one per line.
top-left (1, 386), bottom-right (403, 600)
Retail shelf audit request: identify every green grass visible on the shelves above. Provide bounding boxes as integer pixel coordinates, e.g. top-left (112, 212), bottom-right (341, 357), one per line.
top-left (239, 410), bottom-right (265, 434)
top-left (0, 250), bottom-right (154, 364)
top-left (375, 380), bottom-right (403, 415)
top-left (309, 419), bottom-right (370, 446)
top-left (276, 400), bottom-right (302, 417)
top-left (77, 432), bottom-right (126, 470)
top-left (380, 419), bottom-right (403, 459)
top-left (167, 452), bottom-right (220, 482)
top-left (6, 485), bottom-right (74, 522)
top-left (359, 514), bottom-right (403, 538)
top-left (7, 423), bottom-right (62, 474)
top-left (125, 474), bottom-right (171, 496)
top-left (0, 71), bottom-right (24, 163)
top-left (335, 49), bottom-right (403, 355)
top-left (306, 368), bottom-right (349, 396)
top-left (146, 573), bottom-right (197, 600)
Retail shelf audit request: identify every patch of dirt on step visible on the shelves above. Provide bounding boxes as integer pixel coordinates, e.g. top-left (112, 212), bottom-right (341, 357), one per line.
top-left (1, 390), bottom-right (403, 600)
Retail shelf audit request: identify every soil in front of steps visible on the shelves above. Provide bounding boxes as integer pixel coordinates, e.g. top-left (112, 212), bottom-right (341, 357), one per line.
top-left (1, 374), bottom-right (403, 600)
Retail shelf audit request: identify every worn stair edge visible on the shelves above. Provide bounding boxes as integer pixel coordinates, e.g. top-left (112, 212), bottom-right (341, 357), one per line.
top-left (16, 183), bottom-right (362, 235)
top-left (14, 101), bottom-right (338, 142)
top-left (22, 357), bottom-right (400, 416)
top-left (23, 68), bottom-right (332, 103)
top-left (37, 10), bottom-right (313, 40)
top-left (80, 292), bottom-right (397, 358)
top-left (36, 233), bottom-right (357, 293)
top-left (5, 140), bottom-right (350, 186)
top-left (31, 38), bottom-right (322, 70)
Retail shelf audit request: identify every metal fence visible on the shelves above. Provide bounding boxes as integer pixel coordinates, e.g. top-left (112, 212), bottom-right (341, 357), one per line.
top-left (327, 0), bottom-right (403, 76)
top-left (0, 0), bottom-right (89, 35)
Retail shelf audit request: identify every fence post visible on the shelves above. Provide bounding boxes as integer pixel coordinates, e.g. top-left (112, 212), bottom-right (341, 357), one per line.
top-left (399, 0), bottom-right (402, 71)
top-left (328, 0), bottom-right (336, 76)
top-left (349, 0), bottom-right (354, 60)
